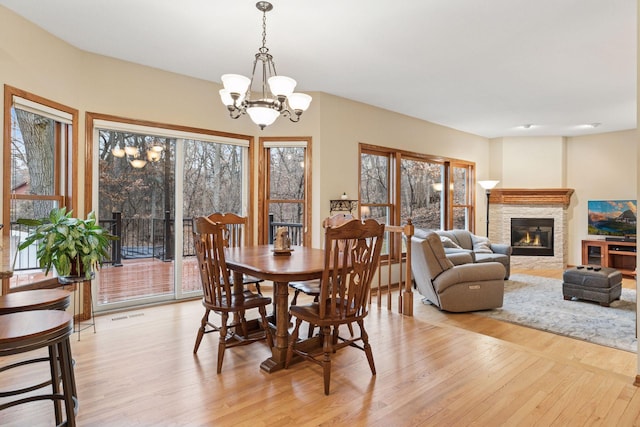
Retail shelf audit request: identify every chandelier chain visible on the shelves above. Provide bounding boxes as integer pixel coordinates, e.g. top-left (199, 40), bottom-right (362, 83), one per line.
top-left (261, 9), bottom-right (267, 51)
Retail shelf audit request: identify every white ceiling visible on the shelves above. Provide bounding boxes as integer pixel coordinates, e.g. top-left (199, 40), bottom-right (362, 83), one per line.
top-left (0, 0), bottom-right (636, 138)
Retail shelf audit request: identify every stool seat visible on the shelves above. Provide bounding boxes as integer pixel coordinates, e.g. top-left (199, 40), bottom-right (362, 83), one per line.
top-left (0, 310), bottom-right (77, 426)
top-left (0, 310), bottom-right (73, 352)
top-left (0, 289), bottom-right (71, 314)
top-left (562, 266), bottom-right (622, 307)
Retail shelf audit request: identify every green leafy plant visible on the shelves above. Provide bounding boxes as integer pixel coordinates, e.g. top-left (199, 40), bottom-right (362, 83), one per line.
top-left (17, 207), bottom-right (117, 279)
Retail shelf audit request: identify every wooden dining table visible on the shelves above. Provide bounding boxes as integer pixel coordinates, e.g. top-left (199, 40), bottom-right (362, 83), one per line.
top-left (224, 244), bottom-right (326, 373)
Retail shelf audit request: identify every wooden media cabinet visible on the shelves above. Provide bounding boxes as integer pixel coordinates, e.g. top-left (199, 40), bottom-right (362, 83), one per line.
top-left (581, 239), bottom-right (637, 276)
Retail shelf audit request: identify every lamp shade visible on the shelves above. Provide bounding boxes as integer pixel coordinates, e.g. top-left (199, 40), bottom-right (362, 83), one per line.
top-left (288, 93), bottom-right (312, 111)
top-left (268, 76), bottom-right (296, 97)
top-left (219, 89), bottom-right (234, 106)
top-left (478, 180), bottom-right (500, 190)
top-left (111, 147), bottom-right (125, 158)
top-left (246, 106), bottom-right (280, 128)
top-left (221, 74), bottom-right (251, 95)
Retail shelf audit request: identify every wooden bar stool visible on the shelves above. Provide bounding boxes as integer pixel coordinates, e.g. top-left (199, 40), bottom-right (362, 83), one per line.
top-left (0, 310), bottom-right (77, 426)
top-left (0, 289), bottom-right (71, 314)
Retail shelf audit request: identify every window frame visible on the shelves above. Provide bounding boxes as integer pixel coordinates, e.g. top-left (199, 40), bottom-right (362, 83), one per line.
top-left (359, 143), bottom-right (476, 232)
top-left (258, 137), bottom-right (312, 246)
top-left (3, 85), bottom-right (79, 293)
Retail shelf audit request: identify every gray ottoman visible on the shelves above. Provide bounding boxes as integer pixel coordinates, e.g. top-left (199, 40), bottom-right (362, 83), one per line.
top-left (562, 266), bottom-right (622, 307)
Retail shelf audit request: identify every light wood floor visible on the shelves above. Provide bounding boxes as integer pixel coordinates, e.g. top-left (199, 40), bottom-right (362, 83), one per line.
top-left (2, 268), bottom-right (640, 426)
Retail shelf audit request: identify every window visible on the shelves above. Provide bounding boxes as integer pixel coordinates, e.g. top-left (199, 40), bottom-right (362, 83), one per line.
top-left (88, 113), bottom-right (253, 310)
top-left (360, 144), bottom-right (475, 232)
top-left (3, 86), bottom-right (78, 292)
top-left (258, 138), bottom-right (311, 246)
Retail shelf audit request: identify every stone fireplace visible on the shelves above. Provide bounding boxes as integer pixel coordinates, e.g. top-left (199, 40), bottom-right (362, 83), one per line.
top-left (488, 188), bottom-right (574, 270)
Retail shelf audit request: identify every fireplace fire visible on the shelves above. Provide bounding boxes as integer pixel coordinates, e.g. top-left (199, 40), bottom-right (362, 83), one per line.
top-left (511, 218), bottom-right (554, 256)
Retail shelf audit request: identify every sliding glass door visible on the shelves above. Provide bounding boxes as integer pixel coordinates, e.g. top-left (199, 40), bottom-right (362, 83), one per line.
top-left (92, 117), bottom-right (251, 312)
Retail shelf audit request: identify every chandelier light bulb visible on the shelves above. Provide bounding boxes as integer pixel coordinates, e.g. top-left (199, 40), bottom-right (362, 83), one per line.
top-left (124, 146), bottom-right (139, 156)
top-left (130, 159), bottom-right (147, 168)
top-left (147, 150), bottom-right (161, 162)
top-left (288, 93), bottom-right (312, 112)
top-left (268, 76), bottom-right (297, 98)
top-left (246, 106), bottom-right (280, 129)
top-left (221, 74), bottom-right (251, 96)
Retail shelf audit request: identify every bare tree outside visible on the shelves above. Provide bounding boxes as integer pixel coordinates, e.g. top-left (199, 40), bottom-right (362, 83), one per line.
top-left (10, 109), bottom-right (58, 221)
top-left (400, 158), bottom-right (443, 230)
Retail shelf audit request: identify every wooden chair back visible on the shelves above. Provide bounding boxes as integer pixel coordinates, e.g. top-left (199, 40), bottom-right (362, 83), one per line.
top-left (322, 213), bottom-right (354, 228)
top-left (204, 212), bottom-right (248, 248)
top-left (192, 216), bottom-right (233, 308)
top-left (318, 219), bottom-right (385, 321)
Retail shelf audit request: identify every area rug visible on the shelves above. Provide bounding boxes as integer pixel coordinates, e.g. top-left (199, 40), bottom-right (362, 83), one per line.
top-left (473, 273), bottom-right (637, 352)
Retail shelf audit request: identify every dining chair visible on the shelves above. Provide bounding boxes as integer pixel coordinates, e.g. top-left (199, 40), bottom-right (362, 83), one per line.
top-left (288, 213), bottom-right (353, 338)
top-left (285, 218), bottom-right (385, 395)
top-left (192, 216), bottom-right (273, 372)
top-left (205, 212), bottom-right (263, 295)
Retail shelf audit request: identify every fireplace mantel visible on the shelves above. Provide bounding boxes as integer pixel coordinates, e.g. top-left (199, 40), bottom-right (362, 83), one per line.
top-left (488, 188), bottom-right (574, 208)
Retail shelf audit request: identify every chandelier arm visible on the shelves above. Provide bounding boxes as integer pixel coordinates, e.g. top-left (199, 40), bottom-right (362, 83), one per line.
top-left (260, 55), bottom-right (269, 100)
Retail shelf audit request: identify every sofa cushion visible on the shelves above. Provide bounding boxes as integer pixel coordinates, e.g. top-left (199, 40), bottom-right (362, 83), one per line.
top-left (418, 232), bottom-right (454, 280)
top-left (413, 227), bottom-right (432, 240)
top-left (440, 235), bottom-right (462, 249)
top-left (436, 230), bottom-right (473, 250)
top-left (471, 234), bottom-right (493, 253)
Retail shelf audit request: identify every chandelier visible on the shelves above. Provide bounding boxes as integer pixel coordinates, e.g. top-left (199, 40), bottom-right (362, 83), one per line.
top-left (219, 1), bottom-right (312, 130)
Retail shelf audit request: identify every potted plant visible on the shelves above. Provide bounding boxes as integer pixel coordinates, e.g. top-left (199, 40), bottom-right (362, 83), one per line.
top-left (17, 207), bottom-right (117, 279)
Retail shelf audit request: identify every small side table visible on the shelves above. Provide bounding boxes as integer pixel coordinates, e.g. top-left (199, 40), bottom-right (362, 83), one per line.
top-left (59, 273), bottom-right (96, 341)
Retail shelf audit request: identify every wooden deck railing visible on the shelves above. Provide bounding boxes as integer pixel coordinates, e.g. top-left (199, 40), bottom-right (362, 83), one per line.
top-left (374, 219), bottom-right (414, 316)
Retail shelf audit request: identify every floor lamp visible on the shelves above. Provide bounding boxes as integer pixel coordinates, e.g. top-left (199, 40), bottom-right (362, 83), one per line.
top-left (478, 180), bottom-right (500, 237)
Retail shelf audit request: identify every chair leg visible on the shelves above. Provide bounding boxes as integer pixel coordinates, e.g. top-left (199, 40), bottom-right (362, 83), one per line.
top-left (285, 317), bottom-right (303, 368)
top-left (321, 325), bottom-right (333, 395)
top-left (358, 320), bottom-right (376, 375)
top-left (258, 306), bottom-right (274, 348)
top-left (291, 290), bottom-right (300, 306)
top-left (307, 322), bottom-right (316, 339)
top-left (305, 294), bottom-right (319, 338)
top-left (217, 313), bottom-right (229, 374)
top-left (238, 310), bottom-right (249, 338)
top-left (193, 309), bottom-right (210, 354)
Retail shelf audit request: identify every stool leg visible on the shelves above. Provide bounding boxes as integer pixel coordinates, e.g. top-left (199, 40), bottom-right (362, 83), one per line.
top-left (48, 344), bottom-right (63, 425)
top-left (58, 337), bottom-right (77, 427)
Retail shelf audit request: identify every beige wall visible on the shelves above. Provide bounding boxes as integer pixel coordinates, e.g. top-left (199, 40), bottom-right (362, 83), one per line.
top-left (489, 137), bottom-right (567, 187)
top-left (566, 130), bottom-right (637, 264)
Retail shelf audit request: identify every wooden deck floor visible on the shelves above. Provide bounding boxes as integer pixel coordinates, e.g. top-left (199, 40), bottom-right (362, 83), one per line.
top-left (97, 257), bottom-right (201, 305)
top-left (1, 268), bottom-right (640, 425)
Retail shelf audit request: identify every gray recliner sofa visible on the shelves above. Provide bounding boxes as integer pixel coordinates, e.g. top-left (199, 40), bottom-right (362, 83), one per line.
top-left (410, 231), bottom-right (506, 313)
top-left (415, 228), bottom-right (512, 279)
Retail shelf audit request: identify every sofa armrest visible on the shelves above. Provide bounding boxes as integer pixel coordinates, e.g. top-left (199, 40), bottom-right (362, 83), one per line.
top-left (490, 243), bottom-right (512, 256)
top-left (446, 252), bottom-right (474, 265)
top-left (432, 262), bottom-right (506, 293)
top-left (443, 247), bottom-right (475, 262)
